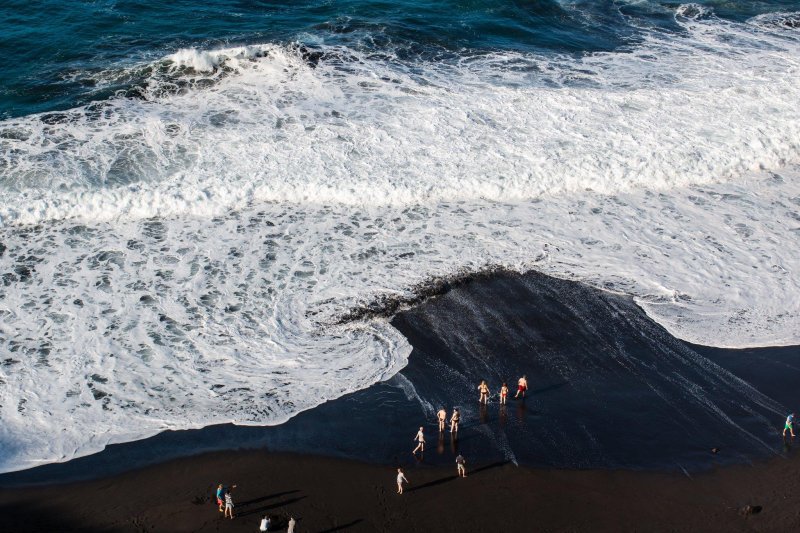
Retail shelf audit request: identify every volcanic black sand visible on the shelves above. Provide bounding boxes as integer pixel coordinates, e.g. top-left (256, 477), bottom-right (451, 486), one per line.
top-left (1, 271), bottom-right (799, 531)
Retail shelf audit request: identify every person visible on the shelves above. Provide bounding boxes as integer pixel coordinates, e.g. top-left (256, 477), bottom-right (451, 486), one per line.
top-left (216, 484), bottom-right (225, 513)
top-left (450, 408), bottom-right (460, 433)
top-left (259, 515), bottom-right (270, 531)
top-left (216, 483), bottom-right (235, 513)
top-left (397, 468), bottom-right (409, 494)
top-left (499, 382), bottom-right (509, 405)
top-left (287, 516), bottom-right (296, 533)
top-left (224, 490), bottom-right (235, 519)
top-left (450, 408), bottom-right (461, 432)
top-left (515, 375), bottom-right (528, 399)
top-left (784, 413), bottom-right (796, 438)
top-left (456, 453), bottom-right (467, 477)
top-left (437, 407), bottom-right (447, 432)
top-left (413, 426), bottom-right (425, 454)
top-left (478, 380), bottom-right (490, 404)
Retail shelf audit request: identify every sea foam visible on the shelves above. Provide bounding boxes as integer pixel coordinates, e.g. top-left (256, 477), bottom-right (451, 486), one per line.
top-left (0, 12), bottom-right (799, 472)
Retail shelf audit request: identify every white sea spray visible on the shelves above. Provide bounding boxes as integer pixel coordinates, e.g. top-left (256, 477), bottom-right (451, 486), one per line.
top-left (0, 12), bottom-right (799, 472)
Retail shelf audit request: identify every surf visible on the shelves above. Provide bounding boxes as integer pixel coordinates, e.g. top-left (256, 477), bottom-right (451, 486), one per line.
top-left (0, 5), bottom-right (799, 474)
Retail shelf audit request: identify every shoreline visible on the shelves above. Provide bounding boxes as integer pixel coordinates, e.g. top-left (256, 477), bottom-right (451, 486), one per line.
top-left (1, 271), bottom-right (799, 531)
top-left (2, 271), bottom-right (798, 488)
top-left (2, 448), bottom-right (800, 532)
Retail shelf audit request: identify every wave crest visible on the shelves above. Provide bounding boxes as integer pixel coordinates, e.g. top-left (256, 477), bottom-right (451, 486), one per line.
top-left (675, 4), bottom-right (714, 21)
top-left (748, 11), bottom-right (800, 30)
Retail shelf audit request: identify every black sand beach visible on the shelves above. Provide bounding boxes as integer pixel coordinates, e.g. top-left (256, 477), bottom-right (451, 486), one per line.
top-left (1, 271), bottom-right (799, 531)
top-left (3, 447), bottom-right (800, 532)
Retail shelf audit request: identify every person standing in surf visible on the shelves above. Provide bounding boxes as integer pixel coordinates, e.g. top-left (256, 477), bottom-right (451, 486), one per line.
top-left (515, 375), bottom-right (528, 399)
top-left (437, 407), bottom-right (447, 432)
top-left (396, 468), bottom-right (409, 494)
top-left (413, 426), bottom-right (425, 454)
top-left (450, 408), bottom-right (460, 433)
top-left (499, 382), bottom-right (509, 405)
top-left (478, 380), bottom-right (490, 404)
top-left (784, 413), bottom-right (796, 438)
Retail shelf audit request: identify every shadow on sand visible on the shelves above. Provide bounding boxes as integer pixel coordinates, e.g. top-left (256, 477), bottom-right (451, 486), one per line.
top-left (237, 495), bottom-right (307, 517)
top-left (408, 460), bottom-right (510, 493)
top-left (319, 519), bottom-right (364, 532)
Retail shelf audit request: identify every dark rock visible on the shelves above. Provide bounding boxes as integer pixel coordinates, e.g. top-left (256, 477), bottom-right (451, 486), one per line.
top-left (739, 505), bottom-right (762, 516)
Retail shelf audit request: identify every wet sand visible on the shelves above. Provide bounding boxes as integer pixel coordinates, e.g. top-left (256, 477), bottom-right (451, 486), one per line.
top-left (2, 448), bottom-right (800, 532)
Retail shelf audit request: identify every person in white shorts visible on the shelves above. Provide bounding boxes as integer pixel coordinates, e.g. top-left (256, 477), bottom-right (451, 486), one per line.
top-left (224, 491), bottom-right (234, 519)
top-left (456, 454), bottom-right (467, 477)
top-left (396, 468), bottom-right (409, 494)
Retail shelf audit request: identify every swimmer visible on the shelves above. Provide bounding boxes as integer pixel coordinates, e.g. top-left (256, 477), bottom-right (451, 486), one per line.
top-left (437, 407), bottom-right (447, 432)
top-left (413, 426), bottom-right (425, 454)
top-left (515, 375), bottom-right (528, 399)
top-left (478, 380), bottom-right (490, 404)
top-left (450, 408), bottom-right (460, 433)
top-left (784, 413), bottom-right (796, 438)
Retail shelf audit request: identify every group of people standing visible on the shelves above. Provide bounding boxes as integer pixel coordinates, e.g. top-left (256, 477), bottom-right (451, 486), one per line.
top-left (399, 375), bottom-right (529, 494)
top-left (479, 375), bottom-right (528, 405)
top-left (214, 483), bottom-right (295, 531)
top-left (216, 483), bottom-right (236, 519)
top-left (413, 375), bottom-right (529, 455)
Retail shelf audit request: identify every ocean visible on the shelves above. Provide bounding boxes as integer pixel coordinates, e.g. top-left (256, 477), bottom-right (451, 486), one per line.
top-left (0, 1), bottom-right (799, 474)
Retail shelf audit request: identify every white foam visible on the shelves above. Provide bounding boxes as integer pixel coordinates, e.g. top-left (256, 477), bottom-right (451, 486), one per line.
top-left (675, 3), bottom-right (714, 21)
top-left (1, 14), bottom-right (800, 472)
top-left (748, 11), bottom-right (800, 30)
top-left (167, 45), bottom-right (271, 73)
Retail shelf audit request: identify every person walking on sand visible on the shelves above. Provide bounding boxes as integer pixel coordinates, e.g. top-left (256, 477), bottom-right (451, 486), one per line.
top-left (456, 453), bottom-right (467, 477)
top-left (478, 380), bottom-right (490, 404)
top-left (224, 490), bottom-right (235, 519)
top-left (397, 468), bottom-right (409, 494)
top-left (216, 483), bottom-right (235, 513)
top-left (499, 382), bottom-right (509, 405)
top-left (216, 483), bottom-right (225, 512)
top-left (413, 426), bottom-right (425, 454)
top-left (515, 375), bottom-right (528, 399)
top-left (784, 413), bottom-right (796, 438)
top-left (287, 516), bottom-right (296, 533)
top-left (450, 408), bottom-right (460, 433)
top-left (437, 407), bottom-right (447, 432)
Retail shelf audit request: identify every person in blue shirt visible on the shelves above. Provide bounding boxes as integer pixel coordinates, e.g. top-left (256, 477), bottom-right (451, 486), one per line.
top-left (784, 413), bottom-right (796, 438)
top-left (216, 483), bottom-right (236, 513)
top-left (216, 484), bottom-right (225, 512)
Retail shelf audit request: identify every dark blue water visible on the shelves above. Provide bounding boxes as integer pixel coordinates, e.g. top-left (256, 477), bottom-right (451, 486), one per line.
top-left (2, 0), bottom-right (798, 118)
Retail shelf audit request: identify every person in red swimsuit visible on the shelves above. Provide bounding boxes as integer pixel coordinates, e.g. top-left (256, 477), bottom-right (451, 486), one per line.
top-left (515, 375), bottom-right (528, 399)
top-left (499, 382), bottom-right (509, 405)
